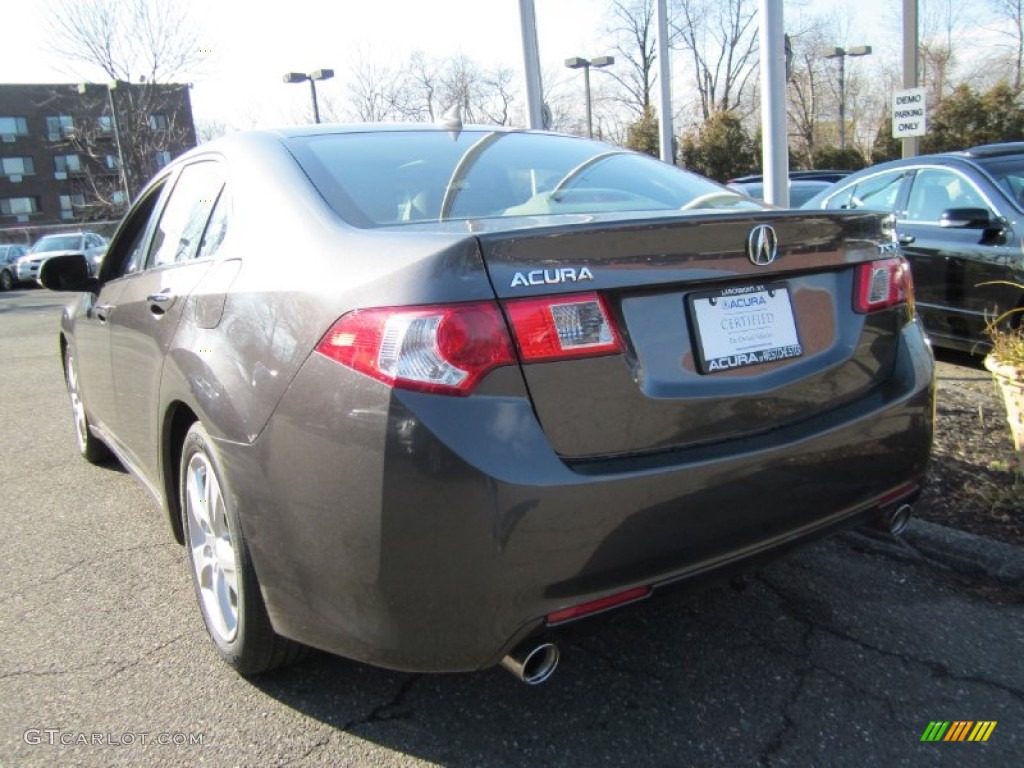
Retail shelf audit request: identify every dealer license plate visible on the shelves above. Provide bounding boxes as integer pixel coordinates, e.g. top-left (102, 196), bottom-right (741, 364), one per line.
top-left (688, 284), bottom-right (803, 373)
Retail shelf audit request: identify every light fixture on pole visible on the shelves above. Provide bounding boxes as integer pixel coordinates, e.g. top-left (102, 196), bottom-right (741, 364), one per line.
top-left (283, 69), bottom-right (335, 124)
top-left (824, 46), bottom-right (871, 149)
top-left (565, 55), bottom-right (615, 138)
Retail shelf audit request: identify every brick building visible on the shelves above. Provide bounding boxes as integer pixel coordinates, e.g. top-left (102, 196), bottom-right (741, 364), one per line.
top-left (0, 82), bottom-right (197, 232)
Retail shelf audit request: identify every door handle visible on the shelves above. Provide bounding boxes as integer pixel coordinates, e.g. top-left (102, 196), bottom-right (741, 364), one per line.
top-left (897, 234), bottom-right (916, 246)
top-left (94, 303), bottom-right (114, 322)
top-left (147, 292), bottom-right (176, 315)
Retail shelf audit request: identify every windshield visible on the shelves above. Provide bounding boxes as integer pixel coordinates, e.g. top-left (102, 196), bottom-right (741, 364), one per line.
top-left (975, 156), bottom-right (1024, 209)
top-left (288, 130), bottom-right (757, 227)
top-left (32, 235), bottom-right (83, 253)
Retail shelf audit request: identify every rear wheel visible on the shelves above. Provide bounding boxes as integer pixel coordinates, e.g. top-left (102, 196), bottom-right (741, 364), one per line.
top-left (180, 423), bottom-right (305, 675)
top-left (64, 347), bottom-right (109, 463)
top-left (0, 269), bottom-right (13, 291)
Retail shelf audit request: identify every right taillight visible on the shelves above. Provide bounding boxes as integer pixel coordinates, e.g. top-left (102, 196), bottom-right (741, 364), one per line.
top-left (854, 257), bottom-right (914, 313)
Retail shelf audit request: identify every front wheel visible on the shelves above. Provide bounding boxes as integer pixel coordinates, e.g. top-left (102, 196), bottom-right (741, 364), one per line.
top-left (0, 269), bottom-right (13, 291)
top-left (180, 423), bottom-right (305, 675)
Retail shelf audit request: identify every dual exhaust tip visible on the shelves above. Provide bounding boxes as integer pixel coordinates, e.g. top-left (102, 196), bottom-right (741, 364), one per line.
top-left (500, 641), bottom-right (559, 685)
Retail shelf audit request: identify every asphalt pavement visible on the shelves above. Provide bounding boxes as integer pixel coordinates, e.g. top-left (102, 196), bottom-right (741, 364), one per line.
top-left (1, 288), bottom-right (1022, 767)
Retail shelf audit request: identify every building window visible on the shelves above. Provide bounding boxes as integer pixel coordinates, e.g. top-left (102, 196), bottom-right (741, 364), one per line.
top-left (98, 115), bottom-right (113, 135)
top-left (0, 116), bottom-right (29, 139)
top-left (148, 113), bottom-right (169, 131)
top-left (105, 154), bottom-right (121, 170)
top-left (112, 190), bottom-right (127, 206)
top-left (54, 154), bottom-right (82, 175)
top-left (45, 115), bottom-right (76, 141)
top-left (0, 196), bottom-right (39, 215)
top-left (1, 157), bottom-right (35, 177)
top-left (59, 193), bottom-right (85, 220)
top-left (155, 150), bottom-right (172, 167)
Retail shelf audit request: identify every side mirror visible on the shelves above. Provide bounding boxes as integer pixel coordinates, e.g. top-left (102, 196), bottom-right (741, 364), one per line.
top-left (38, 253), bottom-right (99, 292)
top-left (940, 207), bottom-right (993, 229)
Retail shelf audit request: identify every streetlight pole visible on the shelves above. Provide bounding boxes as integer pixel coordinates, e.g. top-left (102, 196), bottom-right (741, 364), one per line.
top-left (565, 56), bottom-right (614, 138)
top-left (283, 69), bottom-right (335, 124)
top-left (825, 46), bottom-right (871, 149)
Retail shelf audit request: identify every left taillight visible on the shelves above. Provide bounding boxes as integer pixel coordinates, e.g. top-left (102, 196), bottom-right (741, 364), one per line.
top-left (315, 302), bottom-right (515, 396)
top-left (854, 257), bottom-right (914, 313)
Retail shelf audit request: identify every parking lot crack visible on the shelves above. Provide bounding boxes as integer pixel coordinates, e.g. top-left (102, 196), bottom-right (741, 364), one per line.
top-left (342, 674), bottom-right (421, 730)
top-left (756, 573), bottom-right (1024, 706)
top-left (103, 631), bottom-right (190, 679)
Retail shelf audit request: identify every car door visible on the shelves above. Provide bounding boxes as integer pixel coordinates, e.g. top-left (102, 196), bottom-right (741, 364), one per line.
top-left (107, 159), bottom-right (227, 483)
top-left (71, 183), bottom-right (171, 441)
top-left (896, 167), bottom-right (1016, 346)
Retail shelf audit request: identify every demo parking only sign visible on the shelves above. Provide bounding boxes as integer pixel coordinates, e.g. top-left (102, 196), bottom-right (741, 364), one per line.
top-left (892, 88), bottom-right (927, 139)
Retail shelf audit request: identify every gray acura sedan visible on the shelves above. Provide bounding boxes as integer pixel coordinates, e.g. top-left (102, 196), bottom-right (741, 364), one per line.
top-left (41, 124), bottom-right (934, 683)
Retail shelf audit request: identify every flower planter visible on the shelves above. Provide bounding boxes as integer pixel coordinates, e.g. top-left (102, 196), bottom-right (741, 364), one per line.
top-left (984, 354), bottom-right (1024, 471)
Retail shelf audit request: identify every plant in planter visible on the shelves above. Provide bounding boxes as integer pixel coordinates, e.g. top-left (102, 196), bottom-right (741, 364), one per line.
top-left (983, 283), bottom-right (1024, 471)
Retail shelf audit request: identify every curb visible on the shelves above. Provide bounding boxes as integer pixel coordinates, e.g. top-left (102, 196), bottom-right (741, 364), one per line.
top-left (898, 519), bottom-right (1024, 586)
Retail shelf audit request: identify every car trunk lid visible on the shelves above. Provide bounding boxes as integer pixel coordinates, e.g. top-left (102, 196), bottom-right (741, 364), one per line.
top-left (476, 210), bottom-right (905, 459)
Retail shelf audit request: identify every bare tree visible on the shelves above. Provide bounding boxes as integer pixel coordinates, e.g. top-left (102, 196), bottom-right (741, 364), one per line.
top-left (345, 59), bottom-right (404, 122)
top-left (671, 0), bottom-right (760, 119)
top-left (604, 0), bottom-right (659, 120)
top-left (389, 53), bottom-right (517, 126)
top-left (48, 0), bottom-right (203, 84)
top-left (987, 0), bottom-right (1024, 90)
top-left (786, 26), bottom-right (834, 165)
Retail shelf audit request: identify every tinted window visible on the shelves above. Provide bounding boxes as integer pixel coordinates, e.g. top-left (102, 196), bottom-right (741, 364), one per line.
top-left (905, 168), bottom-right (989, 222)
top-left (827, 170), bottom-right (908, 212)
top-left (289, 131), bottom-right (756, 227)
top-left (147, 161), bottom-right (226, 268)
top-left (973, 156), bottom-right (1024, 208)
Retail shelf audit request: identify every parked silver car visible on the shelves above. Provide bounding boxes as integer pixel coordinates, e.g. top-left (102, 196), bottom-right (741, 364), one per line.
top-left (15, 232), bottom-right (107, 285)
top-left (41, 125), bottom-right (934, 682)
top-left (0, 244), bottom-right (28, 290)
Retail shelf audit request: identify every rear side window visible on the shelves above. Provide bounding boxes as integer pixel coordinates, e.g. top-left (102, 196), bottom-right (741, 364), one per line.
top-left (826, 170), bottom-right (908, 212)
top-left (147, 161), bottom-right (226, 268)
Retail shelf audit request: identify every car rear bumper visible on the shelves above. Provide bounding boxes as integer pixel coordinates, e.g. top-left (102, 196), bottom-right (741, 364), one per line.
top-left (221, 320), bottom-right (935, 673)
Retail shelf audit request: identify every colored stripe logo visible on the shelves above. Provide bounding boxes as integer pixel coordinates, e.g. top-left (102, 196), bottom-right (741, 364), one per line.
top-left (920, 721), bottom-right (997, 742)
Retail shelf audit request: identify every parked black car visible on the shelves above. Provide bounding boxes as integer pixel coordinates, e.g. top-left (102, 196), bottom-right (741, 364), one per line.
top-left (802, 144), bottom-right (1024, 352)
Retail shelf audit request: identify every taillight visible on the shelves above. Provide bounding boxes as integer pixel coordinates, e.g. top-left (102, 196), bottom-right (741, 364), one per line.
top-left (504, 292), bottom-right (623, 362)
top-left (317, 292), bottom-right (624, 396)
top-left (315, 302), bottom-right (515, 395)
top-left (854, 257), bottom-right (914, 313)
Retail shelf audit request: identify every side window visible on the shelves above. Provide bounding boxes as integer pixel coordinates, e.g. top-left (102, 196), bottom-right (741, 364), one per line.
top-left (196, 190), bottom-right (229, 260)
top-left (147, 161), bottom-right (226, 269)
top-left (103, 181), bottom-right (168, 279)
top-left (905, 168), bottom-right (990, 222)
top-left (839, 171), bottom-right (908, 212)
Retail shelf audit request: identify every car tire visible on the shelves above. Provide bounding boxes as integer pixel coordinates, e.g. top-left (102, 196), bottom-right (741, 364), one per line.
top-left (0, 269), bottom-right (13, 291)
top-left (64, 347), bottom-right (110, 463)
top-left (180, 422), bottom-right (306, 675)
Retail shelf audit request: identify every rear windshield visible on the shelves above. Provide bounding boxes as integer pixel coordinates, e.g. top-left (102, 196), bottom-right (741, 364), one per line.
top-left (975, 156), bottom-right (1024, 209)
top-left (287, 130), bottom-right (756, 227)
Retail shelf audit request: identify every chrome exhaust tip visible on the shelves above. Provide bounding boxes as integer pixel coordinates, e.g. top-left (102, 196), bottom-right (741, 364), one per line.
top-left (873, 503), bottom-right (913, 536)
top-left (500, 641), bottom-right (559, 685)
